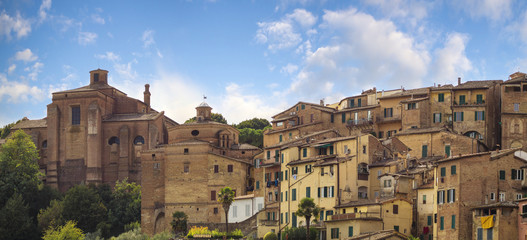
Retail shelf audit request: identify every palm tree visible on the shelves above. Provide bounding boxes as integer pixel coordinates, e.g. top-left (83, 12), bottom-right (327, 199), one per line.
top-left (295, 197), bottom-right (321, 240)
top-left (218, 187), bottom-right (235, 233)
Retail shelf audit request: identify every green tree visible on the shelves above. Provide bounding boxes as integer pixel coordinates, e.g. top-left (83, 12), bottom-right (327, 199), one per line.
top-left (295, 198), bottom-right (321, 240)
top-left (218, 187), bottom-right (235, 233)
top-left (43, 221), bottom-right (85, 240)
top-left (0, 130), bottom-right (41, 207)
top-left (170, 211), bottom-right (188, 234)
top-left (38, 199), bottom-right (65, 232)
top-left (0, 120), bottom-right (20, 139)
top-left (185, 113), bottom-right (228, 124)
top-left (233, 118), bottom-right (270, 130)
top-left (108, 179), bottom-right (141, 236)
top-left (238, 128), bottom-right (264, 148)
top-left (263, 232), bottom-right (278, 240)
top-left (62, 185), bottom-right (107, 233)
top-left (0, 193), bottom-right (37, 240)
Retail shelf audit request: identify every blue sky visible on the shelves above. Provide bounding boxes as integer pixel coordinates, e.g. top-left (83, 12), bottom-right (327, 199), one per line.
top-left (1, 0), bottom-right (527, 126)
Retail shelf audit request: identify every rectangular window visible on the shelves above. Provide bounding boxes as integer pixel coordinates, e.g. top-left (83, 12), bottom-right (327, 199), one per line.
top-left (447, 189), bottom-right (455, 203)
top-left (285, 170), bottom-right (288, 180)
top-left (303, 148), bottom-right (307, 158)
top-left (184, 148), bottom-right (189, 154)
top-left (280, 213), bottom-right (283, 224)
top-left (434, 113), bottom-right (442, 123)
top-left (292, 213), bottom-right (297, 227)
top-left (256, 181), bottom-right (260, 189)
top-left (228, 165), bottom-right (233, 172)
top-left (306, 187), bottom-right (311, 198)
top-left (393, 205), bottom-right (399, 214)
top-left (438, 190), bottom-right (445, 204)
top-left (441, 167), bottom-right (446, 177)
top-left (267, 151), bottom-right (270, 160)
top-left (280, 192), bottom-right (283, 202)
top-left (301, 104), bottom-right (305, 110)
top-left (211, 190), bottom-right (216, 201)
top-left (330, 114), bottom-right (334, 123)
top-left (384, 108), bottom-right (393, 117)
top-left (438, 93), bottom-right (445, 102)
top-left (292, 167), bottom-right (298, 175)
top-left (487, 229), bottom-right (493, 240)
top-left (214, 207), bottom-right (219, 214)
top-left (292, 188), bottom-right (296, 201)
top-left (454, 112), bottom-right (464, 122)
top-left (310, 114), bottom-right (314, 123)
top-left (279, 135), bottom-right (282, 142)
top-left (452, 215), bottom-right (456, 229)
top-left (281, 154), bottom-right (284, 163)
top-left (490, 192), bottom-right (495, 201)
top-left (331, 228), bottom-right (339, 239)
top-left (423, 195), bottom-right (427, 204)
top-left (358, 98), bottom-right (362, 107)
top-left (475, 111), bottom-right (485, 121)
top-left (285, 191), bottom-right (288, 201)
top-left (427, 215), bottom-right (432, 226)
top-left (499, 170), bottom-right (505, 180)
top-left (514, 103), bottom-right (520, 112)
top-left (445, 145), bottom-right (451, 157)
top-left (71, 106), bottom-right (80, 125)
top-left (451, 165), bottom-right (456, 175)
top-left (275, 150), bottom-right (279, 163)
top-left (184, 164), bottom-right (189, 173)
top-left (342, 113), bottom-right (346, 123)
top-left (378, 131), bottom-right (384, 138)
top-left (214, 165), bottom-right (219, 173)
top-left (348, 226), bottom-right (353, 237)
top-left (349, 99), bottom-right (355, 107)
top-left (459, 95), bottom-right (466, 105)
top-left (407, 102), bottom-right (416, 109)
top-left (440, 216), bottom-right (444, 230)
top-left (286, 212), bottom-right (289, 223)
top-left (476, 94), bottom-right (483, 104)
top-left (499, 192), bottom-right (505, 202)
top-left (422, 145), bottom-right (428, 158)
top-left (477, 228), bottom-right (483, 240)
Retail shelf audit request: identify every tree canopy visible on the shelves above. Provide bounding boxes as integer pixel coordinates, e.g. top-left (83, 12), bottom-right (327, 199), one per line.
top-left (62, 185), bottom-right (107, 233)
top-left (185, 113), bottom-right (228, 124)
top-left (295, 198), bottom-right (321, 240)
top-left (233, 118), bottom-right (271, 130)
top-left (107, 179), bottom-right (141, 236)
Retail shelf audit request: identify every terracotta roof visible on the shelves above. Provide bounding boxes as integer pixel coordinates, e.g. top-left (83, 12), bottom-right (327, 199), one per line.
top-left (430, 84), bottom-right (454, 90)
top-left (234, 194), bottom-right (255, 200)
top-left (264, 129), bottom-right (339, 149)
top-left (454, 80), bottom-right (502, 89)
top-left (396, 126), bottom-right (445, 136)
top-left (400, 96), bottom-right (429, 103)
top-left (271, 101), bottom-right (334, 118)
top-left (336, 197), bottom-right (409, 208)
top-left (12, 118), bottom-right (47, 129)
top-left (53, 82), bottom-right (125, 95)
top-left (102, 112), bottom-right (163, 122)
top-left (471, 201), bottom-right (518, 209)
top-left (349, 230), bottom-right (407, 240)
top-left (436, 152), bottom-right (490, 163)
top-left (231, 143), bottom-right (260, 150)
top-left (377, 87), bottom-right (429, 99)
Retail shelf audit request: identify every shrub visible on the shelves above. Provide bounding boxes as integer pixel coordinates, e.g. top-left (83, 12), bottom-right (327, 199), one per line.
top-left (263, 232), bottom-right (278, 240)
top-left (281, 227), bottom-right (318, 240)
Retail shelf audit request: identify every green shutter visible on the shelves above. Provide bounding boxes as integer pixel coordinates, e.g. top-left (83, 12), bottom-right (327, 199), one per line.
top-left (452, 215), bottom-right (456, 229)
top-left (331, 114), bottom-right (334, 123)
top-left (342, 113), bottom-right (346, 123)
top-left (427, 216), bottom-right (432, 225)
top-left (422, 145), bottom-right (428, 158)
top-left (292, 188), bottom-right (296, 201)
top-left (477, 94), bottom-right (482, 104)
top-left (461, 112), bottom-right (464, 121)
top-left (306, 187), bottom-right (311, 198)
top-left (329, 146), bottom-right (334, 154)
top-left (445, 145), bottom-right (451, 157)
top-left (499, 170), bottom-right (505, 180)
top-left (267, 151), bottom-right (270, 159)
top-left (451, 165), bottom-right (456, 175)
top-left (256, 181), bottom-right (259, 189)
top-left (475, 111), bottom-right (478, 121)
top-left (280, 192), bottom-right (283, 202)
top-left (358, 99), bottom-right (361, 107)
top-left (440, 216), bottom-right (444, 230)
top-left (279, 135), bottom-right (282, 142)
top-left (348, 226), bottom-right (353, 237)
top-left (441, 167), bottom-right (446, 177)
top-left (512, 169), bottom-right (517, 180)
top-left (285, 170), bottom-right (288, 180)
top-left (439, 113), bottom-right (442, 122)
top-left (301, 104), bottom-right (305, 110)
top-left (281, 213), bottom-right (283, 224)
top-left (384, 108), bottom-right (387, 117)
top-left (303, 148), bottom-right (307, 157)
top-left (482, 111), bottom-right (485, 120)
top-left (292, 213), bottom-right (297, 227)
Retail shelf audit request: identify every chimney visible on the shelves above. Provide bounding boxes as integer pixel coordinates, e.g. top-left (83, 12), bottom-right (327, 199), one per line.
top-left (144, 84), bottom-right (151, 112)
top-left (320, 99), bottom-right (324, 106)
top-left (458, 77), bottom-right (461, 85)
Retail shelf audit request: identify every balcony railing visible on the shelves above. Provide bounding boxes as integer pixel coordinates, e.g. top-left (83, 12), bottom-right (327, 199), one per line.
top-left (346, 119), bottom-right (373, 127)
top-left (453, 100), bottom-right (485, 106)
top-left (260, 220), bottom-right (279, 226)
top-left (330, 212), bottom-right (381, 221)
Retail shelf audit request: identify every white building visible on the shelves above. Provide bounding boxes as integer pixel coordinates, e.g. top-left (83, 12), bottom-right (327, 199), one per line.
top-left (228, 194), bottom-right (264, 223)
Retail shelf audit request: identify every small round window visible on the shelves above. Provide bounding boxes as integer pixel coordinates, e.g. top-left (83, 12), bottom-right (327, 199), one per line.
top-left (191, 130), bottom-right (199, 136)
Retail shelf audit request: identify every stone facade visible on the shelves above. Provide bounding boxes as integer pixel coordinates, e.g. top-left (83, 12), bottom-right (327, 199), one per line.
top-left (140, 102), bottom-right (261, 235)
top-left (501, 72), bottom-right (527, 150)
top-left (12, 69), bottom-right (177, 192)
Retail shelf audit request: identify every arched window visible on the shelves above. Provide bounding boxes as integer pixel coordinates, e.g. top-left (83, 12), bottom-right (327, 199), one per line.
top-left (358, 186), bottom-right (368, 199)
top-left (108, 136), bottom-right (120, 145)
top-left (134, 136), bottom-right (145, 145)
top-left (42, 140), bottom-right (47, 149)
top-left (464, 131), bottom-right (482, 140)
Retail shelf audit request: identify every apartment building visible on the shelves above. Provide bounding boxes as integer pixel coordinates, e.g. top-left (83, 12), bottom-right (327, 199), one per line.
top-left (501, 72), bottom-right (527, 150)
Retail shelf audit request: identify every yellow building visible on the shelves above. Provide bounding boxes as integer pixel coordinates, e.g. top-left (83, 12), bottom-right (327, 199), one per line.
top-left (326, 198), bottom-right (413, 239)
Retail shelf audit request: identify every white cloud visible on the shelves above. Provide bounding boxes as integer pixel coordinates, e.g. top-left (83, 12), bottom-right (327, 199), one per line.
top-left (363, 0), bottom-right (429, 23)
top-left (506, 9), bottom-right (527, 43)
top-left (92, 14), bottom-right (105, 24)
top-left (156, 49), bottom-right (164, 58)
top-left (142, 30), bottom-right (155, 48)
top-left (287, 9), bottom-right (317, 28)
top-left (255, 8), bottom-right (316, 51)
top-left (39, 0), bottom-right (52, 22)
top-left (287, 7), bottom-right (429, 100)
top-left (26, 62), bottom-right (44, 81)
top-left (78, 32), bottom-right (97, 45)
top-left (8, 64), bottom-right (16, 74)
top-left (431, 33), bottom-right (472, 83)
top-left (280, 63), bottom-right (299, 75)
top-left (451, 0), bottom-right (512, 22)
top-left (0, 11), bottom-right (31, 40)
top-left (14, 48), bottom-right (38, 62)
top-left (218, 83), bottom-right (284, 124)
top-left (95, 51), bottom-right (120, 61)
top-left (0, 74), bottom-right (45, 103)
top-left (114, 60), bottom-right (138, 81)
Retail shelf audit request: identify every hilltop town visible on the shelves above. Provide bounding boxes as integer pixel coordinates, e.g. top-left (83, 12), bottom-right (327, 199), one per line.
top-left (10, 69), bottom-right (527, 239)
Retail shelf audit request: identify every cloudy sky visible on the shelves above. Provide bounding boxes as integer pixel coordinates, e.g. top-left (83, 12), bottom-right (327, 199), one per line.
top-left (1, 0), bottom-right (526, 126)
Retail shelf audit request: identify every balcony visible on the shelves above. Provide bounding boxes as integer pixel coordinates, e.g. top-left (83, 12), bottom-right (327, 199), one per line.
top-left (453, 100), bottom-right (486, 106)
top-left (260, 220), bottom-right (279, 226)
top-left (330, 212), bottom-right (381, 221)
top-left (376, 116), bottom-right (401, 124)
top-left (346, 118), bottom-right (373, 128)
